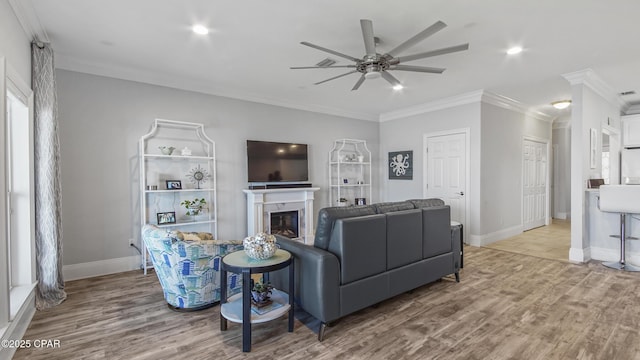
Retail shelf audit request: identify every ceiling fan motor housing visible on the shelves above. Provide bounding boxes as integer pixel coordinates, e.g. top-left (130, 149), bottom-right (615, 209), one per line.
top-left (359, 54), bottom-right (390, 78)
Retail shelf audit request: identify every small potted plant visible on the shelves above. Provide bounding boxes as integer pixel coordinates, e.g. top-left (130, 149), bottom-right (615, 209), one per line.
top-left (180, 197), bottom-right (207, 216)
top-left (251, 281), bottom-right (274, 307)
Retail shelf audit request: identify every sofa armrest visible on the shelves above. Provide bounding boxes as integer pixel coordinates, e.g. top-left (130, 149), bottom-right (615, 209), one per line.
top-left (271, 236), bottom-right (341, 323)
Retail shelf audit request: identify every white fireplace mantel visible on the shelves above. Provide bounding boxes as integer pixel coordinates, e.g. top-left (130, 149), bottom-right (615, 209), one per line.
top-left (243, 187), bottom-right (320, 245)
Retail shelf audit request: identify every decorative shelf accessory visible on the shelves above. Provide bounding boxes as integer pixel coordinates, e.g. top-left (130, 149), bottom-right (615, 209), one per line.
top-left (158, 146), bottom-right (175, 155)
top-left (187, 164), bottom-right (210, 189)
top-left (180, 197), bottom-right (208, 216)
top-left (243, 232), bottom-right (278, 260)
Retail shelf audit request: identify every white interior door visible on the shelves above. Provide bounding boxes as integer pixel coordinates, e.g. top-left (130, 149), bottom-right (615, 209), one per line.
top-left (425, 132), bottom-right (466, 227)
top-left (523, 139), bottom-right (547, 231)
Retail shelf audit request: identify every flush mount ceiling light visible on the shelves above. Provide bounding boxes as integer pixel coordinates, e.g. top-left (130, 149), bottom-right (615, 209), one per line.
top-left (393, 84), bottom-right (404, 91)
top-left (552, 100), bottom-right (572, 109)
top-left (506, 46), bottom-right (523, 55)
top-left (192, 24), bottom-right (209, 35)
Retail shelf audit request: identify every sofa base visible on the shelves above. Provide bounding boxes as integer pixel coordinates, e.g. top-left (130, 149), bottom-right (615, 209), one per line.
top-left (167, 301), bottom-right (218, 312)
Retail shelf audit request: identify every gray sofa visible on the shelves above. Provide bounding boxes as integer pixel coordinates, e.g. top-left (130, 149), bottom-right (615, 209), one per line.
top-left (273, 198), bottom-right (461, 341)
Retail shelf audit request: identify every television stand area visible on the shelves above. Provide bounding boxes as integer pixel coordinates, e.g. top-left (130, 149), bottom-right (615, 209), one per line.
top-left (248, 183), bottom-right (313, 190)
top-left (243, 187), bottom-right (319, 245)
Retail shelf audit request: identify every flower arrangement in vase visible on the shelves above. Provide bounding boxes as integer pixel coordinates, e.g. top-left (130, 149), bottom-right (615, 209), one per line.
top-left (180, 198), bottom-right (207, 216)
top-left (251, 280), bottom-right (274, 307)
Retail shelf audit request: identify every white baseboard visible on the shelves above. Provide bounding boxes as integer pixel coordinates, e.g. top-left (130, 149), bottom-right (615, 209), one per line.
top-left (63, 255), bottom-right (140, 281)
top-left (0, 289), bottom-right (35, 360)
top-left (590, 246), bottom-right (640, 265)
top-left (468, 224), bottom-right (523, 247)
top-left (569, 247), bottom-right (591, 263)
top-left (554, 212), bottom-right (567, 220)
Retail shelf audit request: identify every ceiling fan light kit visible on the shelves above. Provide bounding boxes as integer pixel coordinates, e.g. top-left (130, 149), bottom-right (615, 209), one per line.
top-left (291, 19), bottom-right (469, 91)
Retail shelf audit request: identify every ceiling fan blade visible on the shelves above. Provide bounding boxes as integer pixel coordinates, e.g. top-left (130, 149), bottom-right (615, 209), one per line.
top-left (381, 71), bottom-right (402, 87)
top-left (360, 19), bottom-right (376, 57)
top-left (389, 65), bottom-right (445, 74)
top-left (386, 21), bottom-right (447, 57)
top-left (300, 42), bottom-right (360, 62)
top-left (290, 65), bottom-right (357, 69)
top-left (352, 75), bottom-right (366, 91)
top-left (314, 70), bottom-right (358, 85)
top-left (397, 43), bottom-right (469, 63)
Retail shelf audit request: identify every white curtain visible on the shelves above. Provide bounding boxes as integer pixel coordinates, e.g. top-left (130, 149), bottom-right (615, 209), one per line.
top-left (32, 42), bottom-right (66, 309)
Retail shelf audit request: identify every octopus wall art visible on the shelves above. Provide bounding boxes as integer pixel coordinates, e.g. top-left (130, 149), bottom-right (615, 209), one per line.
top-left (388, 150), bottom-right (413, 180)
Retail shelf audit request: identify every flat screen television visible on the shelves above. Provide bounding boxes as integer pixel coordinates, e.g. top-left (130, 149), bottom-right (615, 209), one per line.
top-left (247, 140), bottom-right (309, 183)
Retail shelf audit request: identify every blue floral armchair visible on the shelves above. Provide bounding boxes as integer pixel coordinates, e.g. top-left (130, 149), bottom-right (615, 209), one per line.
top-left (142, 224), bottom-right (243, 310)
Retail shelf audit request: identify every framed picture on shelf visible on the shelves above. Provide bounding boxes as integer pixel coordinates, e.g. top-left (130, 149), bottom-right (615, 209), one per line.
top-left (157, 211), bottom-right (176, 225)
top-left (165, 180), bottom-right (182, 190)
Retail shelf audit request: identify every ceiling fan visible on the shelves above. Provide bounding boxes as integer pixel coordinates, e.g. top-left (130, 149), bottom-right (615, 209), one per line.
top-left (291, 19), bottom-right (469, 90)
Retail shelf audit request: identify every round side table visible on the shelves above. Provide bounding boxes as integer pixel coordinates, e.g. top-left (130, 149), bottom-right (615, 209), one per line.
top-left (220, 249), bottom-right (294, 352)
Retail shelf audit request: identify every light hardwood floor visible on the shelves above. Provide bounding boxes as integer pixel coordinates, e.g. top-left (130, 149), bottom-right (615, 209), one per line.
top-left (484, 219), bottom-right (571, 262)
top-left (15, 242), bottom-right (640, 359)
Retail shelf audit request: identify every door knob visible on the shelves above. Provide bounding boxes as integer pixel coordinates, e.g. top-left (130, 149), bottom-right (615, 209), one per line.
top-left (457, 192), bottom-right (464, 196)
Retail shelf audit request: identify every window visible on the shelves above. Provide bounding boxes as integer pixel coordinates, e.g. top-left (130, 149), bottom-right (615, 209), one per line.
top-left (1, 59), bottom-right (35, 332)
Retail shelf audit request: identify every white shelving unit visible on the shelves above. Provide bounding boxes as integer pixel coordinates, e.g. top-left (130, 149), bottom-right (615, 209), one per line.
top-left (139, 119), bottom-right (217, 274)
top-left (329, 139), bottom-right (372, 206)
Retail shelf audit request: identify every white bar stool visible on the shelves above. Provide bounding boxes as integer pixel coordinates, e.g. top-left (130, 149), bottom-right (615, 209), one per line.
top-left (598, 185), bottom-right (640, 272)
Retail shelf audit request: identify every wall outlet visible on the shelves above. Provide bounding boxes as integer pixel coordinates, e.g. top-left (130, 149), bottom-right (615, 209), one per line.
top-left (129, 238), bottom-right (134, 246)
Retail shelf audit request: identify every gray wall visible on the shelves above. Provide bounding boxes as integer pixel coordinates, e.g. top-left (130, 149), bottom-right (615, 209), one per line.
top-left (56, 69), bottom-right (379, 265)
top-left (552, 119), bottom-right (571, 219)
top-left (379, 99), bottom-right (551, 244)
top-left (479, 103), bottom-right (552, 236)
top-left (379, 102), bottom-right (482, 235)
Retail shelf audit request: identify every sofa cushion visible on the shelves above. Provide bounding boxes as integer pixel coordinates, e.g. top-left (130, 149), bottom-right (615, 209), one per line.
top-left (422, 205), bottom-right (452, 258)
top-left (386, 209), bottom-right (423, 270)
top-left (328, 214), bottom-right (387, 284)
top-left (314, 205), bottom-right (377, 250)
top-left (373, 201), bottom-right (415, 214)
top-left (408, 198), bottom-right (445, 208)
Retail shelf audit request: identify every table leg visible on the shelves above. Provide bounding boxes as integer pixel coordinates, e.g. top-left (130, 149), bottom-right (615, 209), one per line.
top-left (288, 258), bottom-right (294, 332)
top-left (220, 269), bottom-right (227, 331)
top-left (242, 269), bottom-right (251, 352)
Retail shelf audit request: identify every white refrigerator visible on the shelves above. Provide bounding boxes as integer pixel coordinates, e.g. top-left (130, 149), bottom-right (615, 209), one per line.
top-left (621, 148), bottom-right (640, 184)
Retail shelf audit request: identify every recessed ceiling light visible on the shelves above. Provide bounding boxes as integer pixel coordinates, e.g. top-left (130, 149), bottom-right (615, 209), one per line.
top-left (552, 100), bottom-right (572, 109)
top-left (192, 25), bottom-right (209, 35)
top-left (393, 84), bottom-right (404, 91)
top-left (506, 46), bottom-right (523, 55)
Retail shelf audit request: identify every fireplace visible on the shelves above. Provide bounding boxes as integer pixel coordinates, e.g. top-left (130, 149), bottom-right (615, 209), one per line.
top-left (243, 187), bottom-right (319, 245)
top-left (269, 210), bottom-right (299, 239)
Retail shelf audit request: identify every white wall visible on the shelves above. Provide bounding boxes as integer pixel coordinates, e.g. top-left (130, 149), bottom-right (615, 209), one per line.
top-left (0, 0), bottom-right (31, 83)
top-left (0, 1), bottom-right (33, 358)
top-left (55, 69), bottom-right (380, 266)
top-left (568, 73), bottom-right (622, 262)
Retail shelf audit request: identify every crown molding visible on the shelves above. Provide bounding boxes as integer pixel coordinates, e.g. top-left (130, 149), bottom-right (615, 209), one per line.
top-left (624, 103), bottom-right (640, 115)
top-left (481, 91), bottom-right (553, 122)
top-left (379, 89), bottom-right (553, 123)
top-left (7, 0), bottom-right (49, 43)
top-left (55, 55), bottom-right (378, 122)
top-left (562, 68), bottom-right (628, 111)
top-left (552, 118), bottom-right (571, 129)
top-left (379, 90), bottom-right (484, 122)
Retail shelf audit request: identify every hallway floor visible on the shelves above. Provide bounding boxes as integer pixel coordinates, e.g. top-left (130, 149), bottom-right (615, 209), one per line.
top-left (483, 219), bottom-right (571, 262)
